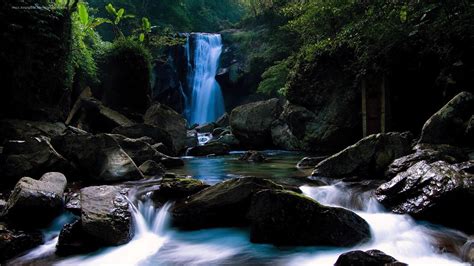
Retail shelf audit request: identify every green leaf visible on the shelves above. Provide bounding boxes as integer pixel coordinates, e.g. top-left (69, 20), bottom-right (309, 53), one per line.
top-left (105, 3), bottom-right (117, 16)
top-left (77, 3), bottom-right (89, 26)
top-left (142, 17), bottom-right (151, 32)
top-left (117, 8), bottom-right (125, 19)
top-left (90, 18), bottom-right (112, 28)
top-left (400, 5), bottom-right (408, 23)
top-left (123, 14), bottom-right (135, 19)
top-left (139, 33), bottom-right (145, 42)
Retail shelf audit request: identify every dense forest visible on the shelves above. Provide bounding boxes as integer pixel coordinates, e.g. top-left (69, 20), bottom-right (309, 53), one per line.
top-left (0, 0), bottom-right (473, 265)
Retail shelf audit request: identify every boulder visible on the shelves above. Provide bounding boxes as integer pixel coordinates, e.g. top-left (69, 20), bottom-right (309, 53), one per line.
top-left (171, 177), bottom-right (283, 229)
top-left (187, 142), bottom-right (230, 157)
top-left (3, 172), bottom-right (67, 227)
top-left (112, 124), bottom-right (174, 153)
top-left (239, 151), bottom-right (266, 162)
top-left (216, 113), bottom-right (230, 127)
top-left (385, 143), bottom-right (470, 178)
top-left (52, 132), bottom-right (143, 182)
top-left (80, 186), bottom-right (133, 245)
top-left (419, 91), bottom-right (474, 146)
top-left (296, 156), bottom-right (327, 169)
top-left (247, 190), bottom-right (371, 247)
top-left (139, 160), bottom-right (165, 176)
top-left (375, 160), bottom-right (474, 233)
top-left (0, 119), bottom-right (66, 144)
top-left (56, 219), bottom-right (101, 256)
top-left (109, 134), bottom-right (161, 166)
top-left (334, 249), bottom-right (406, 266)
top-left (212, 134), bottom-right (240, 149)
top-left (230, 98), bottom-right (283, 149)
top-left (67, 97), bottom-right (135, 134)
top-left (312, 132), bottom-right (413, 179)
top-left (64, 192), bottom-right (81, 215)
top-left (185, 130), bottom-right (199, 149)
top-left (0, 136), bottom-right (72, 183)
top-left (0, 223), bottom-right (43, 262)
top-left (152, 143), bottom-right (172, 156)
top-left (144, 103), bottom-right (187, 155)
top-left (152, 177), bottom-right (210, 203)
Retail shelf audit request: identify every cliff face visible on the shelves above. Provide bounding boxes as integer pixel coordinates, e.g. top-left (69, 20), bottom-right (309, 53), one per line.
top-left (0, 2), bottom-right (73, 121)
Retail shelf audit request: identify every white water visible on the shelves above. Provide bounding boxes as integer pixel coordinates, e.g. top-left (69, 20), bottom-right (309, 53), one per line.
top-left (16, 181), bottom-right (468, 265)
top-left (185, 33), bottom-right (225, 125)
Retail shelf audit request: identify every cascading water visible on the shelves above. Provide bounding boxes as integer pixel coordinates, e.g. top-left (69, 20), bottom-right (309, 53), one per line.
top-left (185, 33), bottom-right (225, 125)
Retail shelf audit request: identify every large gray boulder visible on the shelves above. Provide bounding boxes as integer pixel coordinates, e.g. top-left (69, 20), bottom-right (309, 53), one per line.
top-left (52, 132), bottom-right (143, 182)
top-left (171, 177), bottom-right (283, 229)
top-left (375, 160), bottom-right (474, 233)
top-left (247, 189), bottom-right (371, 247)
top-left (3, 172), bottom-right (67, 226)
top-left (144, 103), bottom-right (187, 155)
top-left (419, 91), bottom-right (473, 146)
top-left (312, 132), bottom-right (413, 179)
top-left (80, 186), bottom-right (134, 246)
top-left (0, 136), bottom-right (72, 183)
top-left (0, 119), bottom-right (67, 144)
top-left (230, 98), bottom-right (283, 149)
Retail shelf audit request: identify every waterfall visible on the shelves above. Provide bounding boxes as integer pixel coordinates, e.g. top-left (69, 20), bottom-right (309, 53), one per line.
top-left (185, 33), bottom-right (225, 125)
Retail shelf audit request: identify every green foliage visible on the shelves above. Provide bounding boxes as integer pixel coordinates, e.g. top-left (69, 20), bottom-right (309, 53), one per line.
top-left (257, 59), bottom-right (291, 96)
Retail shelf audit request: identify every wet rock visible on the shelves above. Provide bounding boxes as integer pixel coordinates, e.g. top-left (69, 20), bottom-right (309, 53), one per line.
top-left (187, 142), bottom-right (230, 156)
top-left (139, 160), bottom-right (165, 176)
top-left (0, 119), bottom-right (67, 144)
top-left (312, 132), bottom-right (413, 179)
top-left (185, 130), bottom-right (198, 149)
top-left (56, 219), bottom-right (101, 256)
top-left (64, 192), bottom-right (81, 215)
top-left (0, 223), bottom-right (43, 262)
top-left (334, 249), bottom-right (406, 266)
top-left (215, 113), bottom-right (229, 127)
top-left (67, 97), bottom-right (135, 134)
top-left (3, 172), bottom-right (67, 227)
top-left (296, 156), bottom-right (327, 169)
top-left (247, 190), bottom-right (371, 247)
top-left (375, 160), bottom-right (474, 233)
top-left (0, 136), bottom-right (72, 183)
top-left (212, 127), bottom-right (226, 137)
top-left (112, 124), bottom-right (174, 153)
top-left (195, 123), bottom-right (215, 133)
top-left (419, 91), bottom-right (474, 147)
top-left (144, 103), bottom-right (187, 155)
top-left (52, 133), bottom-right (143, 182)
top-left (386, 143), bottom-right (470, 178)
top-left (171, 177), bottom-right (283, 229)
top-left (160, 156), bottom-right (185, 168)
top-left (239, 151), bottom-right (266, 162)
top-left (152, 177), bottom-right (210, 203)
top-left (80, 186), bottom-right (134, 246)
top-left (230, 98), bottom-right (283, 149)
top-left (212, 134), bottom-right (240, 149)
top-left (110, 134), bottom-right (162, 166)
top-left (462, 239), bottom-right (474, 263)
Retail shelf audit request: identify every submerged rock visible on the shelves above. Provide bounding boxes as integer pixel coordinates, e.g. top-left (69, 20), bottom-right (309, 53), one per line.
top-left (247, 190), bottom-right (371, 247)
top-left (52, 132), bottom-right (143, 182)
top-left (239, 151), bottom-right (266, 162)
top-left (230, 98), bottom-right (283, 149)
top-left (375, 160), bottom-right (474, 233)
top-left (3, 172), bottom-right (67, 227)
top-left (0, 136), bottom-right (72, 183)
top-left (334, 249), bottom-right (406, 266)
top-left (144, 103), bottom-right (187, 155)
top-left (0, 223), bottom-right (43, 262)
top-left (152, 177), bottom-right (210, 203)
top-left (312, 132), bottom-right (413, 179)
top-left (80, 186), bottom-right (134, 246)
top-left (171, 177), bottom-right (283, 229)
top-left (187, 142), bottom-right (230, 156)
top-left (419, 91), bottom-right (473, 147)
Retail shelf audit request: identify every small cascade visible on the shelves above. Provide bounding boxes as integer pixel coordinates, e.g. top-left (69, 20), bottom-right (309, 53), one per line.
top-left (197, 132), bottom-right (213, 145)
top-left (185, 33), bottom-right (225, 125)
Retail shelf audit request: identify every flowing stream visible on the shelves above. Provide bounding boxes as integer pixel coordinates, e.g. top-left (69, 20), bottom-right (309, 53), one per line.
top-left (11, 151), bottom-right (469, 265)
top-left (185, 33), bottom-right (225, 125)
